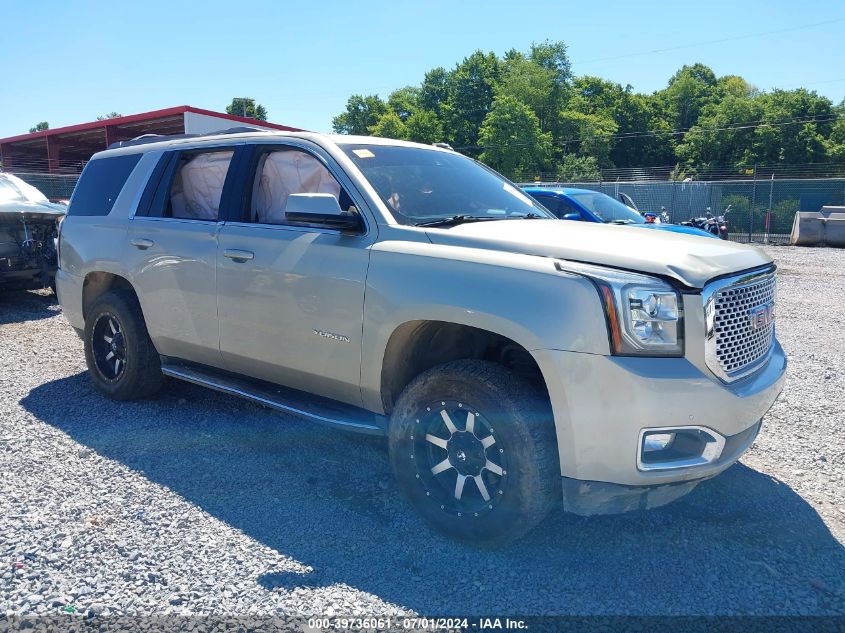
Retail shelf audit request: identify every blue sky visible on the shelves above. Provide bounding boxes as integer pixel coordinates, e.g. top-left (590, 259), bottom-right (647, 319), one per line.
top-left (2, 0), bottom-right (844, 137)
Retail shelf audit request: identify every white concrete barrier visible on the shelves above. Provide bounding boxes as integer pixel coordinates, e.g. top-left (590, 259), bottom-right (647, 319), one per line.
top-left (790, 206), bottom-right (845, 247)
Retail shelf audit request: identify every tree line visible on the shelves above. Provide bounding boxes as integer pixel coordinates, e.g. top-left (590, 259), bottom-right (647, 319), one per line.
top-left (331, 41), bottom-right (845, 179)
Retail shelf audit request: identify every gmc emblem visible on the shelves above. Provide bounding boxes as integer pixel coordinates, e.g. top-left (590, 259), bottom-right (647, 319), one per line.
top-left (750, 303), bottom-right (775, 330)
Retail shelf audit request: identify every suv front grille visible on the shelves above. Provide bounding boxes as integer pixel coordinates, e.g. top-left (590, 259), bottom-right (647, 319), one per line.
top-left (704, 270), bottom-right (776, 382)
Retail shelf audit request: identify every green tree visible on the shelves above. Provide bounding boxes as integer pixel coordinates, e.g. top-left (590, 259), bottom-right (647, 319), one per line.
top-left (556, 76), bottom-right (676, 167)
top-left (611, 92), bottom-right (675, 167)
top-left (419, 67), bottom-right (450, 114)
top-left (28, 121), bottom-right (49, 133)
top-left (387, 86), bottom-right (421, 122)
top-left (96, 112), bottom-right (122, 120)
top-left (369, 111), bottom-right (407, 140)
top-left (825, 117), bottom-right (845, 161)
top-left (478, 95), bottom-right (552, 177)
top-left (556, 154), bottom-right (601, 181)
top-left (676, 93), bottom-right (762, 166)
top-left (659, 63), bottom-right (718, 131)
top-left (225, 97), bottom-right (268, 121)
top-left (332, 94), bottom-right (387, 135)
top-left (496, 53), bottom-right (557, 130)
top-left (529, 40), bottom-right (572, 85)
top-left (717, 75), bottom-right (756, 100)
top-left (405, 110), bottom-right (443, 144)
top-left (442, 51), bottom-right (501, 150)
top-left (752, 89), bottom-right (833, 164)
top-left (678, 87), bottom-right (834, 166)
top-left (556, 110), bottom-right (618, 167)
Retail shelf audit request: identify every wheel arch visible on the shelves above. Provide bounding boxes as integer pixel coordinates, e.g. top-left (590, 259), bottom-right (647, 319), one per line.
top-left (378, 319), bottom-right (551, 415)
top-left (81, 271), bottom-right (138, 321)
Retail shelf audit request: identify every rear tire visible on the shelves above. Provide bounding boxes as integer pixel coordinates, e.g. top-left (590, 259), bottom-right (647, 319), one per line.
top-left (389, 359), bottom-right (559, 545)
top-left (83, 290), bottom-right (163, 400)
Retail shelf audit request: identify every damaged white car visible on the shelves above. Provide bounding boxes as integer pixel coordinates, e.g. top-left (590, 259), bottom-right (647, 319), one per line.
top-left (0, 172), bottom-right (64, 291)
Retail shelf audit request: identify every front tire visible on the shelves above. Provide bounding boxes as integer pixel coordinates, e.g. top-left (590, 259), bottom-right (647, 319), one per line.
top-left (389, 360), bottom-right (559, 545)
top-left (83, 290), bottom-right (163, 400)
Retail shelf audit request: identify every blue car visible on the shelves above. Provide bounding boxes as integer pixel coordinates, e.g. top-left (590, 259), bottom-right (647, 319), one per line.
top-left (523, 187), bottom-right (717, 238)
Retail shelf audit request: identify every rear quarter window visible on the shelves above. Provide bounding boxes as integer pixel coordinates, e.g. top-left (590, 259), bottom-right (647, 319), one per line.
top-left (68, 154), bottom-right (142, 216)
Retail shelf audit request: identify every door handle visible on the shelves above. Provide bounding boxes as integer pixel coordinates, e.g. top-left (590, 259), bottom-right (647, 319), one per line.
top-left (130, 238), bottom-right (154, 250)
top-left (223, 249), bottom-right (255, 262)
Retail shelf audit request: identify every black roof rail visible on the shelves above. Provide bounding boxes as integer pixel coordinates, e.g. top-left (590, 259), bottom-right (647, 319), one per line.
top-left (107, 126), bottom-right (273, 150)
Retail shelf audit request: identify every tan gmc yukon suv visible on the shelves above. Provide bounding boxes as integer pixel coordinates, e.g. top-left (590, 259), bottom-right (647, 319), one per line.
top-left (57, 129), bottom-right (786, 544)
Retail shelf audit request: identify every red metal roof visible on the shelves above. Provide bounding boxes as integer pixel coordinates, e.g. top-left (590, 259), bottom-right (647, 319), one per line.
top-left (0, 105), bottom-right (303, 145)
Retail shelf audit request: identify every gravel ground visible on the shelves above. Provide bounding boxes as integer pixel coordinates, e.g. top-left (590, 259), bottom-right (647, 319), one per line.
top-left (1, 245), bottom-right (843, 617)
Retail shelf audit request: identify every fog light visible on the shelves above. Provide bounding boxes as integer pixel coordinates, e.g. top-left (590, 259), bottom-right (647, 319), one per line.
top-left (637, 426), bottom-right (726, 472)
top-left (643, 432), bottom-right (675, 452)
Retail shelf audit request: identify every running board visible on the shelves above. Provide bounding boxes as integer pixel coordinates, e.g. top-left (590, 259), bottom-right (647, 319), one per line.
top-left (160, 363), bottom-right (385, 435)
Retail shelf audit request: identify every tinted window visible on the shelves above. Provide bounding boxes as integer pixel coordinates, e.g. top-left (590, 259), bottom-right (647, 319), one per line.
top-left (68, 154), bottom-right (142, 216)
top-left (528, 193), bottom-right (584, 219)
top-left (340, 144), bottom-right (551, 225)
top-left (568, 192), bottom-right (645, 224)
top-left (528, 194), bottom-right (560, 215)
top-left (557, 197), bottom-right (584, 218)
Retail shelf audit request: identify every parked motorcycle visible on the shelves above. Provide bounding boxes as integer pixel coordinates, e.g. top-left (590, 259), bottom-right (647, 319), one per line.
top-left (681, 205), bottom-right (731, 240)
top-left (645, 206), bottom-right (672, 224)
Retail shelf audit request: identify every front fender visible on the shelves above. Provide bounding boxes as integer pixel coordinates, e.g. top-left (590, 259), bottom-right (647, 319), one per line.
top-left (359, 241), bottom-right (610, 413)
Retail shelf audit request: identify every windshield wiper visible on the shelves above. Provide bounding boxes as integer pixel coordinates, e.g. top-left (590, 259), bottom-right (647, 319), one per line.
top-left (608, 219), bottom-right (634, 225)
top-left (415, 215), bottom-right (500, 228)
top-left (509, 212), bottom-right (545, 219)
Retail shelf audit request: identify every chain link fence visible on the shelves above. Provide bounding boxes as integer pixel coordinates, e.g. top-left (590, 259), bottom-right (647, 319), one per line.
top-left (11, 171), bottom-right (79, 201)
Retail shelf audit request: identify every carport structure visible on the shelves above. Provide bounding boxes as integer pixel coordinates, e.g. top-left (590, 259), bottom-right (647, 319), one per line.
top-left (0, 106), bottom-right (302, 174)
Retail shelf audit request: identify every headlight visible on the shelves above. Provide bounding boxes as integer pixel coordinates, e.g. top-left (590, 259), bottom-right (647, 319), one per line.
top-left (556, 261), bottom-right (683, 356)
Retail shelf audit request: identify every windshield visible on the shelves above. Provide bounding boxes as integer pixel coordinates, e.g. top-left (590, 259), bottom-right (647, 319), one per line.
top-left (0, 174), bottom-right (49, 204)
top-left (569, 192), bottom-right (645, 224)
top-left (339, 144), bottom-right (552, 225)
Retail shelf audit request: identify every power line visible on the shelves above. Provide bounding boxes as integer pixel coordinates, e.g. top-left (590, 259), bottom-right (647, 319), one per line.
top-left (579, 18), bottom-right (845, 65)
top-left (456, 113), bottom-right (843, 151)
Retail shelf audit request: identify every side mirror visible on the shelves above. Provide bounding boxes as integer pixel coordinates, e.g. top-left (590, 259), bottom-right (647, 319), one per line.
top-left (562, 213), bottom-right (581, 221)
top-left (285, 193), bottom-right (362, 232)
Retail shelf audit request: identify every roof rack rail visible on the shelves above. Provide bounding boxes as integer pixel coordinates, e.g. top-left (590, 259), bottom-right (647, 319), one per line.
top-left (107, 126), bottom-right (273, 150)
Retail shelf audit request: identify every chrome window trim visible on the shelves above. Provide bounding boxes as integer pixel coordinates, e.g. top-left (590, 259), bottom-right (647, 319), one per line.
top-left (702, 267), bottom-right (777, 383)
top-left (222, 220), bottom-right (354, 237)
top-left (129, 216), bottom-right (220, 225)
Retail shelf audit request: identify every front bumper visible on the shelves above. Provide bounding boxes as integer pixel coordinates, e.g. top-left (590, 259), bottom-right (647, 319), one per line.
top-left (533, 340), bottom-right (786, 496)
top-left (0, 263), bottom-right (56, 290)
top-left (561, 421), bottom-right (761, 515)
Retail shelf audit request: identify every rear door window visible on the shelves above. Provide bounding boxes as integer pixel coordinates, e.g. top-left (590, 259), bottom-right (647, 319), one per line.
top-left (68, 154), bottom-right (142, 216)
top-left (141, 149), bottom-right (236, 221)
top-left (168, 151), bottom-right (234, 220)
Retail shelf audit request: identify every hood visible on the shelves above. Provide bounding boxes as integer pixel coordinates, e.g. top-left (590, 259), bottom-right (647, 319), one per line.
top-left (0, 200), bottom-right (66, 222)
top-left (425, 219), bottom-right (771, 289)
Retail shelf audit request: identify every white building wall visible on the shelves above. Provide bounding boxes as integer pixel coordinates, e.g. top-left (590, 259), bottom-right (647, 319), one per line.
top-left (183, 111), bottom-right (280, 134)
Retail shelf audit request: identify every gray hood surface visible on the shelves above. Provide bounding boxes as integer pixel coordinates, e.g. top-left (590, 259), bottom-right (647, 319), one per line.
top-left (425, 219), bottom-right (772, 289)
